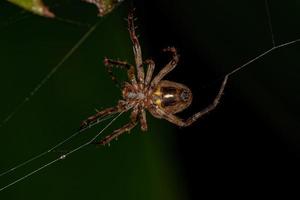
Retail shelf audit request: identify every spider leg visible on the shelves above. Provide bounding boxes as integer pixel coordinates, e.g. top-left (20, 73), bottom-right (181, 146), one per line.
top-left (104, 58), bottom-right (137, 85)
top-left (139, 108), bottom-right (147, 131)
top-left (96, 105), bottom-right (139, 145)
top-left (80, 100), bottom-right (128, 129)
top-left (144, 59), bottom-right (155, 86)
top-left (154, 75), bottom-right (228, 127)
top-left (150, 47), bottom-right (179, 89)
top-left (128, 11), bottom-right (144, 84)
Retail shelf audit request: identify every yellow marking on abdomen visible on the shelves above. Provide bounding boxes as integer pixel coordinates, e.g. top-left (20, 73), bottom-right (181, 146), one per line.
top-left (154, 99), bottom-right (162, 107)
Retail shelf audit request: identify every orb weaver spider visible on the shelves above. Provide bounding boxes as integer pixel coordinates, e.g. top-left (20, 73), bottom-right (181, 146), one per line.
top-left (80, 11), bottom-right (229, 145)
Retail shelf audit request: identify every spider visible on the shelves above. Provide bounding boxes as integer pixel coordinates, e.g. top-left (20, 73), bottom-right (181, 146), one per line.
top-left (80, 11), bottom-right (229, 145)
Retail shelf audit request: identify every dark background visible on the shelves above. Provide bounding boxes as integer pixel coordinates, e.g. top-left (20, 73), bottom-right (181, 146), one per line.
top-left (1, 0), bottom-right (300, 199)
top-left (135, 0), bottom-right (300, 194)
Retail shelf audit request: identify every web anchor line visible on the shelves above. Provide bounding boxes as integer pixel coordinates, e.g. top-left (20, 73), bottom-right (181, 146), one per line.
top-left (227, 39), bottom-right (300, 77)
top-left (265, 0), bottom-right (275, 47)
top-left (0, 21), bottom-right (101, 129)
top-left (0, 111), bottom-right (124, 192)
top-left (0, 113), bottom-right (116, 178)
top-left (226, 0), bottom-right (300, 77)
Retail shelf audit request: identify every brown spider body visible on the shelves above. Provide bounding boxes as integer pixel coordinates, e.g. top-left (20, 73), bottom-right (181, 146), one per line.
top-left (81, 11), bottom-right (228, 145)
top-left (122, 80), bottom-right (192, 114)
top-left (151, 81), bottom-right (192, 116)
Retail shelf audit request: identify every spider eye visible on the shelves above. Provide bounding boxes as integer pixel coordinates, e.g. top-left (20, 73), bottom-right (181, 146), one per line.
top-left (180, 89), bottom-right (190, 101)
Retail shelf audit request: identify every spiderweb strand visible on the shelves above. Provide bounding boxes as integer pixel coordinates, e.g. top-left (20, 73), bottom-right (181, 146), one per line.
top-left (264, 0), bottom-right (275, 47)
top-left (227, 39), bottom-right (300, 77)
top-left (0, 2), bottom-right (92, 30)
top-left (226, 0), bottom-right (299, 77)
top-left (0, 21), bottom-right (100, 129)
top-left (0, 113), bottom-right (116, 178)
top-left (0, 111), bottom-right (124, 192)
top-left (54, 16), bottom-right (92, 27)
top-left (0, 11), bottom-right (30, 30)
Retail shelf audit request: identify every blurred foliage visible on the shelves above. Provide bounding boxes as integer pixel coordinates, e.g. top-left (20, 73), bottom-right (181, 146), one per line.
top-left (7, 0), bottom-right (55, 17)
top-left (6, 0), bottom-right (124, 17)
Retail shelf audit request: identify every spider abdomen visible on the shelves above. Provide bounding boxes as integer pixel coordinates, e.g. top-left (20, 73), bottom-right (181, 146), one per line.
top-left (152, 80), bottom-right (192, 114)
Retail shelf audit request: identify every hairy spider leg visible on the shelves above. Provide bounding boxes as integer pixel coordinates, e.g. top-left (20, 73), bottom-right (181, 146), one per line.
top-left (139, 108), bottom-right (147, 131)
top-left (150, 47), bottom-right (179, 89)
top-left (103, 58), bottom-right (137, 85)
top-left (157, 75), bottom-right (228, 127)
top-left (97, 105), bottom-right (139, 145)
top-left (80, 100), bottom-right (128, 129)
top-left (144, 59), bottom-right (155, 86)
top-left (128, 11), bottom-right (144, 84)
top-left (138, 59), bottom-right (156, 131)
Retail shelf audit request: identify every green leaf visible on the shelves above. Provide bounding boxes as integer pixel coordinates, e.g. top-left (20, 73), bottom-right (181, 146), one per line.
top-left (6, 0), bottom-right (125, 17)
top-left (7, 0), bottom-right (55, 17)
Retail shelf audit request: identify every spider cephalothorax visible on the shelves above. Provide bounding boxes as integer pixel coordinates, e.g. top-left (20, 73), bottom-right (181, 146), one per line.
top-left (80, 11), bottom-right (228, 145)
